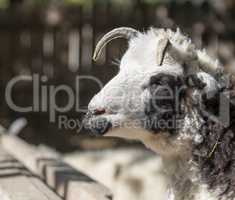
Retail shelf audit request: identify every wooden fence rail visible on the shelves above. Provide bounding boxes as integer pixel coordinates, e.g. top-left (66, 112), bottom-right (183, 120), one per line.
top-left (0, 147), bottom-right (63, 200)
top-left (0, 134), bottom-right (112, 200)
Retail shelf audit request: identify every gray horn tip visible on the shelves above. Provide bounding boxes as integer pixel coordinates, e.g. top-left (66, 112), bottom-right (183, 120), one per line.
top-left (92, 54), bottom-right (98, 62)
top-left (93, 27), bottom-right (138, 62)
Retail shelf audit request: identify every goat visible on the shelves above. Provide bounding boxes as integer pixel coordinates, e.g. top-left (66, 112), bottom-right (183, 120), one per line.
top-left (84, 27), bottom-right (235, 200)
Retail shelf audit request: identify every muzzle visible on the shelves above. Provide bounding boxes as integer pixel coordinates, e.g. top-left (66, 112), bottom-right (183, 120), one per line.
top-left (83, 110), bottom-right (112, 135)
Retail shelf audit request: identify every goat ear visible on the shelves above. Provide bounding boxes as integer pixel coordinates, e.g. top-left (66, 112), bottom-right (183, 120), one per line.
top-left (156, 36), bottom-right (169, 66)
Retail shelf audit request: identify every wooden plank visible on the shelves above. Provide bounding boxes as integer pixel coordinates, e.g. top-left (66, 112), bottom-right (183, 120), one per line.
top-left (1, 135), bottom-right (113, 200)
top-left (0, 149), bottom-right (62, 200)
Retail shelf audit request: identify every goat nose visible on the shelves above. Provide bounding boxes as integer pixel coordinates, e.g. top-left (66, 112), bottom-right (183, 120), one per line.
top-left (93, 108), bottom-right (106, 115)
top-left (84, 108), bottom-right (106, 122)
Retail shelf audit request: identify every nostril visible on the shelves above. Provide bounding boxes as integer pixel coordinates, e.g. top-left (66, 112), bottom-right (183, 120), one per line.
top-left (93, 108), bottom-right (106, 115)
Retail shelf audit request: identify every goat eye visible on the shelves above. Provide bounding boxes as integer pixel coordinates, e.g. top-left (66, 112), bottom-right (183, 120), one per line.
top-left (149, 73), bottom-right (169, 85)
top-left (150, 75), bottom-right (161, 85)
top-left (149, 73), bottom-right (181, 87)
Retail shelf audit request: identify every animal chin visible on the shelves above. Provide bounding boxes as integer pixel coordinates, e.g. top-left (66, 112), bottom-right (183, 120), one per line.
top-left (84, 115), bottom-right (112, 136)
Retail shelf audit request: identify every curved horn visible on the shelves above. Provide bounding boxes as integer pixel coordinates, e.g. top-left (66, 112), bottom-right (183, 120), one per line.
top-left (93, 27), bottom-right (138, 61)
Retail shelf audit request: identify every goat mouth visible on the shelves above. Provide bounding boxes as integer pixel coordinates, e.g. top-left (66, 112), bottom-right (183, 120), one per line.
top-left (83, 114), bottom-right (112, 136)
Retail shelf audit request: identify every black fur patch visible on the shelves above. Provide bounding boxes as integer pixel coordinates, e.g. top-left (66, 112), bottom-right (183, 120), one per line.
top-left (144, 73), bottom-right (186, 133)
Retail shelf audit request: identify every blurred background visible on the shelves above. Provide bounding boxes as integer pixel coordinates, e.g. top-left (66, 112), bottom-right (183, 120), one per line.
top-left (0, 0), bottom-right (235, 198)
top-left (1, 0), bottom-right (235, 151)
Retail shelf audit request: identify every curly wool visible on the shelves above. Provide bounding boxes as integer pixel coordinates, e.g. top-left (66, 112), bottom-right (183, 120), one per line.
top-left (192, 85), bottom-right (235, 199)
